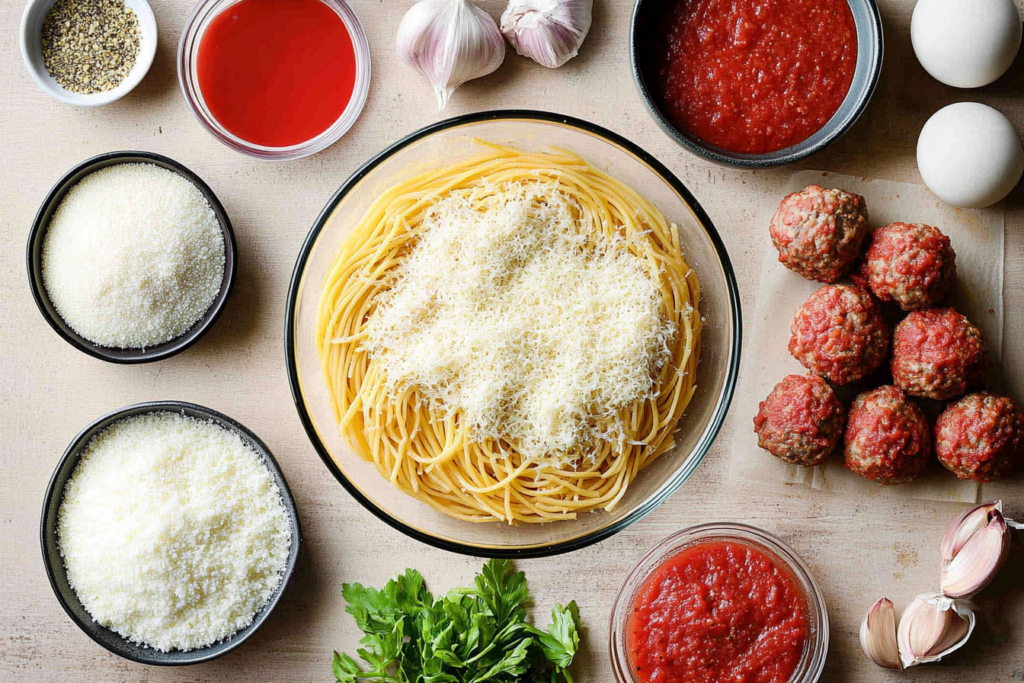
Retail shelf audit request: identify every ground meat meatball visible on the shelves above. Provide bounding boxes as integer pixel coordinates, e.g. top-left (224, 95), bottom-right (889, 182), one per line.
top-left (935, 392), bottom-right (1024, 482)
top-left (770, 184), bottom-right (869, 283)
top-left (858, 222), bottom-right (956, 310)
top-left (754, 374), bottom-right (845, 466)
top-left (891, 308), bottom-right (988, 400)
top-left (844, 385), bottom-right (931, 485)
top-left (789, 284), bottom-right (890, 385)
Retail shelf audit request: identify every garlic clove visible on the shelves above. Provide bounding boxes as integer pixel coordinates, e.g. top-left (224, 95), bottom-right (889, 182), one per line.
top-left (860, 598), bottom-right (901, 669)
top-left (500, 0), bottom-right (593, 69)
top-left (396, 0), bottom-right (505, 111)
top-left (941, 501), bottom-right (1002, 564)
top-left (939, 500), bottom-right (1011, 599)
top-left (941, 513), bottom-right (1009, 599)
top-left (896, 594), bottom-right (975, 669)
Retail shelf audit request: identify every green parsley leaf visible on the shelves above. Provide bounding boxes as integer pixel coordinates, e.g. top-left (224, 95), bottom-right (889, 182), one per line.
top-left (333, 651), bottom-right (362, 683)
top-left (333, 561), bottom-right (582, 683)
top-left (528, 602), bottom-right (580, 680)
top-left (475, 559), bottom-right (529, 626)
top-left (468, 637), bottom-right (532, 683)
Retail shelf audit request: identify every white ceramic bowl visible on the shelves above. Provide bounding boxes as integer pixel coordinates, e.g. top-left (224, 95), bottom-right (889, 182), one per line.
top-left (20, 0), bottom-right (157, 106)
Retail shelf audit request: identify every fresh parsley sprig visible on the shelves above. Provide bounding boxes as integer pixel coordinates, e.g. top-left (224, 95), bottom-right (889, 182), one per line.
top-left (333, 559), bottom-right (581, 683)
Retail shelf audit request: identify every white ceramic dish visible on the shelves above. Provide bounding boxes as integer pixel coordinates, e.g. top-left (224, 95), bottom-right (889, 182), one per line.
top-left (20, 0), bottom-right (157, 106)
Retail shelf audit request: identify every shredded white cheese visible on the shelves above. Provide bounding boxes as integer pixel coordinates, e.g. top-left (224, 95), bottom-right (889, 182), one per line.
top-left (57, 412), bottom-right (291, 652)
top-left (41, 163), bottom-right (225, 349)
top-left (363, 182), bottom-right (675, 463)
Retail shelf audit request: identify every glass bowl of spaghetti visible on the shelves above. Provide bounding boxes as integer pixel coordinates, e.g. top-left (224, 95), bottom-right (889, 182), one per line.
top-left (285, 111), bottom-right (741, 557)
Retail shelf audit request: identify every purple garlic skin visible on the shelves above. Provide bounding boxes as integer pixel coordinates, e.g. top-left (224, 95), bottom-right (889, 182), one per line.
top-left (500, 0), bottom-right (593, 69)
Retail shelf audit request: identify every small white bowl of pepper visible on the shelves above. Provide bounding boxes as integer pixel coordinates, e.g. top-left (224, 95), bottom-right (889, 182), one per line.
top-left (20, 0), bottom-right (157, 106)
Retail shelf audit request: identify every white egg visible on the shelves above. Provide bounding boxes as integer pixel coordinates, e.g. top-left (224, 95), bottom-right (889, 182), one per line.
top-left (911, 0), bottom-right (1022, 88)
top-left (917, 103), bottom-right (1024, 208)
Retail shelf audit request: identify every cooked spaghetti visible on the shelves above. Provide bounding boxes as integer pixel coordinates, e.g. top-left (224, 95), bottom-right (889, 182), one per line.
top-left (316, 144), bottom-right (701, 523)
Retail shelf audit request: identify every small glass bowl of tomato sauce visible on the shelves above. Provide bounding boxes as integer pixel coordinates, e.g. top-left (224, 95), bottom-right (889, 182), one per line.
top-left (610, 523), bottom-right (828, 683)
top-left (177, 0), bottom-right (371, 161)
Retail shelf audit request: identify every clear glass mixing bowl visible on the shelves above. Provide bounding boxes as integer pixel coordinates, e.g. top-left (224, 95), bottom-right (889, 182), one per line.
top-left (285, 111), bottom-right (741, 557)
top-left (177, 0), bottom-right (371, 161)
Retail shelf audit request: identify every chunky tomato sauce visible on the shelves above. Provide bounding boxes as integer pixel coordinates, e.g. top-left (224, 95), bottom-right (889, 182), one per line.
top-left (197, 0), bottom-right (357, 148)
top-left (649, 0), bottom-right (858, 154)
top-left (627, 541), bottom-right (808, 683)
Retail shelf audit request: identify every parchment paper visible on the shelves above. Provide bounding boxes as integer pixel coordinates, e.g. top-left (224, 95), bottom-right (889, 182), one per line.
top-left (731, 171), bottom-right (1005, 503)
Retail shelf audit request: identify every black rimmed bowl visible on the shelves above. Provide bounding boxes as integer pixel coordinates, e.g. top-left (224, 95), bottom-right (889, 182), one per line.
top-left (40, 401), bottom-right (302, 666)
top-left (630, 0), bottom-right (884, 168)
top-left (27, 151), bottom-right (236, 363)
top-left (285, 110), bottom-right (741, 558)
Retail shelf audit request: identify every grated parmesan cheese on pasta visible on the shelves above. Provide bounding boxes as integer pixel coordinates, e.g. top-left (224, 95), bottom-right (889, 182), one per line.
top-left (363, 181), bottom-right (675, 463)
top-left (57, 412), bottom-right (291, 652)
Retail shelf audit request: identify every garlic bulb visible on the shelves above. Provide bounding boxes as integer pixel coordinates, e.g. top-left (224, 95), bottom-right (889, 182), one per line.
top-left (860, 598), bottom-right (901, 670)
top-left (397, 0), bottom-right (505, 111)
top-left (940, 500), bottom-right (1011, 599)
top-left (500, 0), bottom-right (593, 69)
top-left (896, 594), bottom-right (975, 669)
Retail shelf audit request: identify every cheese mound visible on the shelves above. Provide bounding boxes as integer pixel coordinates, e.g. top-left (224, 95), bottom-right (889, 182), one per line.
top-left (57, 413), bottom-right (291, 652)
top-left (364, 182), bottom-right (675, 462)
top-left (42, 163), bottom-right (225, 349)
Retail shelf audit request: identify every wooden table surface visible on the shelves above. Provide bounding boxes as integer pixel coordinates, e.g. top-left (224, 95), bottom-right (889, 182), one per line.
top-left (4, 0), bottom-right (1024, 681)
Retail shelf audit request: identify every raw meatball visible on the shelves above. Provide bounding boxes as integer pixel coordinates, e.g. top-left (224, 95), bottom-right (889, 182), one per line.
top-left (789, 284), bottom-right (890, 385)
top-left (754, 374), bottom-right (845, 467)
top-left (858, 222), bottom-right (956, 310)
top-left (891, 308), bottom-right (988, 400)
top-left (845, 385), bottom-right (931, 485)
top-left (935, 392), bottom-right (1024, 482)
top-left (770, 184), bottom-right (869, 283)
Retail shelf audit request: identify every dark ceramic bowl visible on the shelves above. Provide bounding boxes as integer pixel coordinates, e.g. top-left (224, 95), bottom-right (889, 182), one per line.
top-left (630, 0), bottom-right (884, 168)
top-left (40, 401), bottom-right (302, 666)
top-left (27, 151), bottom-right (236, 363)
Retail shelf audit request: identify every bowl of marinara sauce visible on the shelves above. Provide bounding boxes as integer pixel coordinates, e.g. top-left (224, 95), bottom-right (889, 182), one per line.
top-left (630, 0), bottom-right (882, 168)
top-left (610, 523), bottom-right (829, 683)
top-left (178, 0), bottom-right (370, 160)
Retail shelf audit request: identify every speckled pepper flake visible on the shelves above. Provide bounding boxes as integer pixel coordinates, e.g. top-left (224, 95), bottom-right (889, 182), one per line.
top-left (41, 0), bottom-right (140, 94)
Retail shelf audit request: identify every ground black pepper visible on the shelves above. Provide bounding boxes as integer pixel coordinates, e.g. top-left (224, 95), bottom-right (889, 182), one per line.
top-left (40, 0), bottom-right (140, 94)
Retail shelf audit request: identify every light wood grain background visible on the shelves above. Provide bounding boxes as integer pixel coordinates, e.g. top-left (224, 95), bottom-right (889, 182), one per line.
top-left (4, 0), bottom-right (1024, 681)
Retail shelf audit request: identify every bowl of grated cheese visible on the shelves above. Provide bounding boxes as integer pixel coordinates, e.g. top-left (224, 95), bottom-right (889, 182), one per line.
top-left (27, 151), bottom-right (236, 364)
top-left (286, 110), bottom-right (742, 558)
top-left (40, 401), bottom-right (302, 665)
